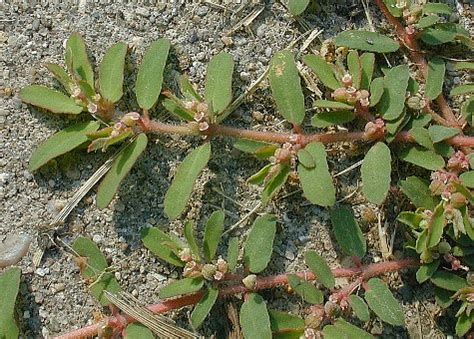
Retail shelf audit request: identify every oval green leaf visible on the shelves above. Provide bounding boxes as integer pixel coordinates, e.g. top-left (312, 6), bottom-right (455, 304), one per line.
top-left (379, 65), bottom-right (410, 121)
top-left (335, 30), bottom-right (400, 53)
top-left (99, 42), bottom-right (127, 103)
top-left (205, 52), bottom-right (234, 116)
top-left (135, 38), bottom-right (171, 110)
top-left (416, 260), bottom-right (440, 284)
top-left (29, 121), bottom-right (100, 171)
top-left (227, 237), bottom-right (239, 272)
top-left (269, 51), bottom-right (305, 125)
top-left (349, 295), bottom-right (370, 322)
top-left (287, 274), bottom-right (323, 304)
top-left (347, 50), bottom-right (361, 89)
top-left (244, 214), bottom-right (277, 273)
top-left (269, 310), bottom-right (305, 335)
top-left (240, 293), bottom-right (272, 339)
top-left (430, 271), bottom-right (468, 291)
top-left (184, 221), bottom-right (201, 259)
top-left (288, 0), bottom-right (309, 16)
top-left (159, 277), bottom-right (204, 299)
top-left (428, 125), bottom-right (460, 143)
top-left (124, 323), bottom-right (154, 339)
top-left (323, 319), bottom-right (374, 339)
top-left (96, 134), bottom-right (148, 209)
top-left (460, 171), bottom-right (474, 188)
top-left (20, 85), bottom-right (83, 114)
top-left (361, 142), bottom-right (391, 205)
top-left (330, 206), bottom-right (366, 258)
top-left (164, 143), bottom-right (211, 220)
top-left (65, 32), bottom-right (94, 87)
top-left (0, 267), bottom-right (21, 339)
top-left (44, 63), bottom-right (74, 94)
top-left (426, 203), bottom-right (445, 248)
top-left (304, 251), bottom-right (335, 289)
top-left (191, 287), bottom-right (219, 329)
top-left (298, 142), bottom-right (335, 207)
top-left (313, 100), bottom-right (353, 110)
top-left (261, 164), bottom-right (291, 204)
top-left (311, 110), bottom-right (355, 128)
top-left (398, 146), bottom-right (445, 171)
top-left (360, 52), bottom-right (375, 90)
top-left (399, 176), bottom-right (438, 210)
top-left (203, 210), bottom-right (225, 261)
top-left (141, 227), bottom-right (184, 267)
top-left (425, 57), bottom-right (445, 100)
top-left (364, 278), bottom-right (405, 326)
top-left (303, 54), bottom-right (340, 90)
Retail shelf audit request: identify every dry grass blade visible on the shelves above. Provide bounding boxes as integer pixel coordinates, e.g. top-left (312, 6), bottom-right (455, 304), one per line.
top-left (226, 302), bottom-right (243, 339)
top-left (224, 5), bottom-right (264, 36)
top-left (33, 147), bottom-right (125, 266)
top-left (104, 291), bottom-right (199, 339)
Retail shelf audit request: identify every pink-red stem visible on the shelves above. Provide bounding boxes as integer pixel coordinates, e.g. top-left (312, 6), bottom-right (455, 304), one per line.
top-left (55, 258), bottom-right (418, 339)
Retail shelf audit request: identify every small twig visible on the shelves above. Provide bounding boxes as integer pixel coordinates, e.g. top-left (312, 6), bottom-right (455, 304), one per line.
top-left (223, 202), bottom-right (262, 236)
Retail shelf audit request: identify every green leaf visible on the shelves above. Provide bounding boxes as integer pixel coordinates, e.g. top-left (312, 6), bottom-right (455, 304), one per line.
top-left (379, 65), bottom-right (410, 120)
top-left (261, 164), bottom-right (291, 204)
top-left (360, 52), bottom-right (375, 90)
top-left (434, 286), bottom-right (454, 308)
top-left (44, 63), bottom-right (74, 94)
top-left (20, 85), bottom-right (83, 114)
top-left (65, 32), bottom-right (94, 87)
top-left (99, 42), bottom-right (127, 103)
top-left (184, 221), bottom-right (200, 259)
top-left (28, 121), bottom-right (100, 171)
top-left (382, 0), bottom-right (402, 17)
top-left (415, 15), bottom-right (440, 29)
top-left (399, 176), bottom-right (437, 210)
top-left (162, 97), bottom-right (195, 121)
top-left (124, 323), bottom-right (155, 339)
top-left (364, 278), bottom-right (404, 326)
top-left (203, 210), bottom-right (225, 261)
top-left (425, 57), bottom-right (445, 100)
top-left (96, 134), bottom-right (148, 209)
top-left (450, 84), bottom-right (474, 97)
top-left (191, 287), bottom-right (219, 329)
top-left (287, 274), bottom-right (323, 304)
top-left (408, 114), bottom-right (432, 129)
top-left (369, 77), bottom-right (384, 107)
top-left (269, 310), bottom-right (305, 335)
top-left (416, 260), bottom-right (440, 283)
top-left (159, 277), bottom-right (204, 299)
top-left (323, 319), bottom-right (374, 339)
top-left (456, 311), bottom-right (474, 337)
top-left (72, 237), bottom-right (121, 306)
top-left (423, 3), bottom-right (452, 15)
top-left (310, 110), bottom-right (355, 128)
top-left (398, 146), bottom-right (445, 171)
top-left (244, 214), bottom-right (277, 273)
top-left (227, 237), bottom-right (239, 271)
top-left (0, 267), bottom-right (21, 339)
top-left (297, 148), bottom-right (315, 168)
top-left (361, 142), bottom-right (391, 205)
top-left (335, 30), bottom-right (400, 53)
top-left (460, 171), bottom-right (474, 188)
top-left (430, 271), bottom-right (467, 291)
top-left (288, 0), bottom-right (309, 16)
top-left (347, 50), bottom-right (361, 89)
top-left (179, 75), bottom-right (202, 102)
top-left (205, 52), bottom-right (234, 115)
top-left (298, 142), bottom-right (335, 207)
top-left (428, 125), bottom-right (460, 143)
top-left (397, 211), bottom-right (423, 229)
top-left (313, 100), bottom-right (353, 110)
top-left (421, 23), bottom-right (470, 46)
top-left (240, 293), bottom-right (272, 339)
top-left (409, 127), bottom-right (434, 150)
top-left (330, 206), bottom-right (366, 258)
top-left (426, 203), bottom-right (445, 248)
top-left (349, 295), bottom-right (370, 322)
top-left (233, 139), bottom-right (278, 160)
top-left (164, 143), bottom-right (211, 219)
top-left (248, 164), bottom-right (272, 185)
top-left (303, 54), bottom-right (340, 90)
top-left (269, 51), bottom-right (305, 125)
top-left (135, 38), bottom-right (171, 110)
top-left (305, 251), bottom-right (334, 289)
top-left (141, 227), bottom-right (184, 267)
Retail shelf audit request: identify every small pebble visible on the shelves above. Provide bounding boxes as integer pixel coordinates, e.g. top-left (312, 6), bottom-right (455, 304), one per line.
top-left (221, 36), bottom-right (233, 46)
top-left (135, 7), bottom-right (150, 17)
top-left (284, 250), bottom-right (295, 261)
top-left (48, 179), bottom-right (55, 188)
top-left (92, 234), bottom-right (102, 244)
top-left (35, 267), bottom-right (50, 277)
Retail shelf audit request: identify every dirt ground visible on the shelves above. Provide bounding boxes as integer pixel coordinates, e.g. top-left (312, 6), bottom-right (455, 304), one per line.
top-left (0, 0), bottom-right (471, 337)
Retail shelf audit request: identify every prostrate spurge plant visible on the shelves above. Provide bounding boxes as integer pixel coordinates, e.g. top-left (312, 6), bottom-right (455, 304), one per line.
top-left (14, 0), bottom-right (474, 337)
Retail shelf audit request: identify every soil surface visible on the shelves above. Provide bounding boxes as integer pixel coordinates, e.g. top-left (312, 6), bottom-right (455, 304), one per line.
top-left (0, 0), bottom-right (471, 338)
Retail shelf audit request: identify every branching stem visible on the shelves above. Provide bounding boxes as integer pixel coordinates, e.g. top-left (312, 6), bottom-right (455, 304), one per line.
top-left (55, 258), bottom-right (418, 339)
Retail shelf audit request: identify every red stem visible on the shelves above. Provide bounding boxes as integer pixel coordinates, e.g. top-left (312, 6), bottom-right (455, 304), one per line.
top-left (373, 0), bottom-right (462, 127)
top-left (55, 258), bottom-right (418, 339)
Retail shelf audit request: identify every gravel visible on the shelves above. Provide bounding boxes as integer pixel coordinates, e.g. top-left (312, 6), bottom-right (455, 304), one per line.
top-left (0, 0), bottom-right (469, 337)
